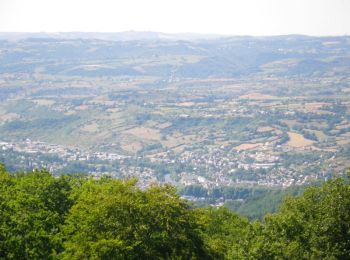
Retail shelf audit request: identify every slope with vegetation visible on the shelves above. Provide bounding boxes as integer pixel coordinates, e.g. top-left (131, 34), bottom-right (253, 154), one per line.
top-left (0, 163), bottom-right (350, 259)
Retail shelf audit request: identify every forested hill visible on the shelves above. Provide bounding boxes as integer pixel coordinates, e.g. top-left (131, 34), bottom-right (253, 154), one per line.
top-left (1, 163), bottom-right (350, 259)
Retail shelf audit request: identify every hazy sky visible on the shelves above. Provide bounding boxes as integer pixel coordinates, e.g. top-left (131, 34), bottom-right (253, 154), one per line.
top-left (0, 0), bottom-right (349, 36)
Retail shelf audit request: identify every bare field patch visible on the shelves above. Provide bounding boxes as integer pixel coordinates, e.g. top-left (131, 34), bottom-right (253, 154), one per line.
top-left (304, 102), bottom-right (328, 112)
top-left (1, 113), bottom-right (20, 121)
top-left (159, 130), bottom-right (205, 150)
top-left (337, 132), bottom-right (350, 145)
top-left (239, 92), bottom-right (279, 100)
top-left (144, 120), bottom-right (159, 128)
top-left (81, 122), bottom-right (99, 133)
top-left (337, 139), bottom-right (350, 146)
top-left (339, 131), bottom-right (350, 138)
top-left (161, 133), bottom-right (198, 148)
top-left (101, 114), bottom-right (124, 122)
top-left (33, 99), bottom-right (56, 106)
top-left (282, 120), bottom-right (299, 128)
top-left (308, 146), bottom-right (337, 152)
top-left (64, 110), bottom-right (77, 115)
top-left (257, 126), bottom-right (274, 132)
top-left (160, 135), bottom-right (180, 148)
top-left (156, 122), bottom-right (172, 129)
top-left (121, 142), bottom-right (143, 153)
top-left (75, 105), bottom-right (89, 111)
top-left (261, 59), bottom-right (299, 69)
top-left (172, 144), bottom-right (186, 153)
top-left (106, 108), bottom-right (121, 113)
top-left (336, 123), bottom-right (350, 130)
top-left (233, 143), bottom-right (262, 151)
top-left (287, 132), bottom-right (314, 148)
top-left (124, 127), bottom-right (161, 140)
top-left (175, 102), bottom-right (195, 107)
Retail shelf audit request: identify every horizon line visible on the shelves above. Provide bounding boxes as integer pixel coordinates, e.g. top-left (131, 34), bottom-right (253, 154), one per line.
top-left (0, 31), bottom-right (348, 38)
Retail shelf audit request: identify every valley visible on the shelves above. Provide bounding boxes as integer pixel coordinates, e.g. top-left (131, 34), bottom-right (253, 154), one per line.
top-left (1, 35), bottom-right (350, 203)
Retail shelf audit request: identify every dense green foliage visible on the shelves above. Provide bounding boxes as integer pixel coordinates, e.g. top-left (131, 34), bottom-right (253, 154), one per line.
top-left (180, 184), bottom-right (305, 219)
top-left (1, 163), bottom-right (350, 259)
top-left (251, 178), bottom-right (350, 259)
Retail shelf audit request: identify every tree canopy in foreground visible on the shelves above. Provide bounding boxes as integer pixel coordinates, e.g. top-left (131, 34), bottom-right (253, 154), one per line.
top-left (0, 163), bottom-right (350, 259)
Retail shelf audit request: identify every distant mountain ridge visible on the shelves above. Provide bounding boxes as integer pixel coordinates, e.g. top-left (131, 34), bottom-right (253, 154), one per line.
top-left (0, 31), bottom-right (345, 44)
top-left (0, 31), bottom-right (225, 41)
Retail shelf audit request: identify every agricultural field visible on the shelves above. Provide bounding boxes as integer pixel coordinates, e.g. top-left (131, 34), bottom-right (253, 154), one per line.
top-left (0, 34), bottom-right (350, 195)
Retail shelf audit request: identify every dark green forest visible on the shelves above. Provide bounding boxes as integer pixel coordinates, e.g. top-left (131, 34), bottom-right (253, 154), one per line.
top-left (1, 163), bottom-right (350, 259)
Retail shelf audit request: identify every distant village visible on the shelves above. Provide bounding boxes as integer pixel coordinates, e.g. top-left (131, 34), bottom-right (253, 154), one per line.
top-left (0, 138), bottom-right (340, 193)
